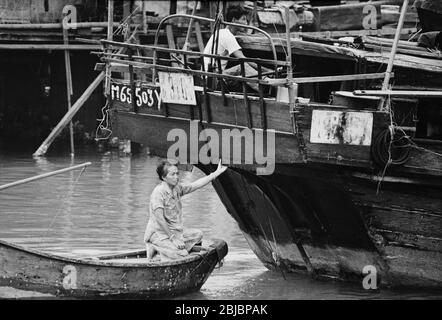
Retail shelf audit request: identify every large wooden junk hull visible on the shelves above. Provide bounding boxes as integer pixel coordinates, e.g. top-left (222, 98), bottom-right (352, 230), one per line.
top-left (208, 165), bottom-right (442, 288)
top-left (0, 239), bottom-right (228, 298)
top-left (109, 88), bottom-right (442, 288)
top-left (101, 6), bottom-right (441, 287)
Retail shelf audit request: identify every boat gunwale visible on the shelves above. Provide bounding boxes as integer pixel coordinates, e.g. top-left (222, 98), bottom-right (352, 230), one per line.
top-left (0, 239), bottom-right (226, 268)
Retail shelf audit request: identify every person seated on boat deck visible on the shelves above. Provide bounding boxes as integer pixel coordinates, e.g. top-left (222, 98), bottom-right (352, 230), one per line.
top-left (144, 160), bottom-right (227, 262)
top-left (414, 0), bottom-right (442, 50)
top-left (203, 6), bottom-right (273, 93)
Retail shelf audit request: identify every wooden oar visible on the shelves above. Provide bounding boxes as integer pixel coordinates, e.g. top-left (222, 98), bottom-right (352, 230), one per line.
top-left (0, 162), bottom-right (91, 191)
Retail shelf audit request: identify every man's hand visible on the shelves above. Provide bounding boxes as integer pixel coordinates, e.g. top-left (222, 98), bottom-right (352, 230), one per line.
top-left (172, 237), bottom-right (186, 250)
top-left (214, 159), bottom-right (227, 177)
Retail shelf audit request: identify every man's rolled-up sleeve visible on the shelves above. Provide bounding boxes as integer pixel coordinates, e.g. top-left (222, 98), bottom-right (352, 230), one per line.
top-left (151, 190), bottom-right (165, 211)
top-left (222, 30), bottom-right (242, 55)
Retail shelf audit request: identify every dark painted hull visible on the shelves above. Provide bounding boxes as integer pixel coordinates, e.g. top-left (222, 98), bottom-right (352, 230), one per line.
top-left (205, 165), bottom-right (442, 288)
top-left (110, 110), bottom-right (441, 288)
top-left (0, 239), bottom-right (227, 298)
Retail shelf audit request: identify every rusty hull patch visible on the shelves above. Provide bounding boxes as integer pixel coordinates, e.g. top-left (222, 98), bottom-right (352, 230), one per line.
top-left (310, 110), bottom-right (373, 146)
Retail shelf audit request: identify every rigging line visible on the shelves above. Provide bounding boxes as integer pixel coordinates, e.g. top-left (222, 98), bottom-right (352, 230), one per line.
top-left (114, 5), bottom-right (141, 36)
top-left (408, 142), bottom-right (442, 157)
top-left (44, 165), bottom-right (87, 238)
top-left (95, 101), bottom-right (112, 141)
top-left (272, 22), bottom-right (288, 58)
top-left (376, 96), bottom-right (394, 195)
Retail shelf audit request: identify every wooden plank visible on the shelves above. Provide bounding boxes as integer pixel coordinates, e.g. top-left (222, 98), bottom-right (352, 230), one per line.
top-left (310, 0), bottom-right (403, 31)
top-left (364, 206), bottom-right (442, 238)
top-left (0, 44), bottom-right (101, 50)
top-left (364, 43), bottom-right (441, 59)
top-left (354, 90), bottom-right (442, 98)
top-left (365, 52), bottom-right (442, 73)
top-left (289, 27), bottom-right (418, 39)
top-left (373, 229), bottom-right (442, 252)
top-left (263, 73), bottom-right (389, 86)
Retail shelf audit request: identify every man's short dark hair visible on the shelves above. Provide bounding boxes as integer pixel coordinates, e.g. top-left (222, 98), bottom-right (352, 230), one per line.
top-left (156, 159), bottom-right (173, 181)
top-left (225, 6), bottom-right (248, 23)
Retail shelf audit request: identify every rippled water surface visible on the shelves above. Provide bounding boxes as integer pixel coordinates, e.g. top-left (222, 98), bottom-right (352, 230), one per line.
top-left (0, 148), bottom-right (441, 299)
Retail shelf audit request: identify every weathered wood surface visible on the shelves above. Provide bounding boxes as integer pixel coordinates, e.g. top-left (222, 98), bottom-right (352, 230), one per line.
top-left (289, 27), bottom-right (418, 39)
top-left (365, 52), bottom-right (442, 73)
top-left (237, 36), bottom-right (442, 74)
top-left (309, 0), bottom-right (404, 31)
top-left (111, 88), bottom-right (442, 174)
top-left (207, 166), bottom-right (442, 287)
top-left (364, 43), bottom-right (442, 59)
top-left (0, 239), bottom-right (227, 298)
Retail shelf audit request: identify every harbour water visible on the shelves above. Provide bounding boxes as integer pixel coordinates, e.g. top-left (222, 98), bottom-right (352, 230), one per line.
top-left (0, 147), bottom-right (441, 300)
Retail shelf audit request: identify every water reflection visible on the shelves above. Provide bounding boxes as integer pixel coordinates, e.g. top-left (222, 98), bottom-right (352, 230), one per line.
top-left (0, 149), bottom-right (441, 300)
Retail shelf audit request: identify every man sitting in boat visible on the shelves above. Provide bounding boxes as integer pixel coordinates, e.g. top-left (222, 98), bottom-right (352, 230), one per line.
top-left (144, 160), bottom-right (227, 261)
top-left (203, 5), bottom-right (272, 93)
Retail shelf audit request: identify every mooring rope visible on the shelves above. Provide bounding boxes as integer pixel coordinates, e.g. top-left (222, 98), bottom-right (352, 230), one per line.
top-left (44, 165), bottom-right (87, 238)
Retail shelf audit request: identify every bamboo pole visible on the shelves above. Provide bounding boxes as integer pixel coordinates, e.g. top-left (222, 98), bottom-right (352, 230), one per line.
top-left (182, 1), bottom-right (198, 51)
top-left (33, 72), bottom-right (105, 157)
top-left (379, 0), bottom-right (409, 111)
top-left (63, 25), bottom-right (75, 157)
top-left (0, 22), bottom-right (119, 30)
top-left (354, 90), bottom-right (442, 98)
top-left (0, 44), bottom-right (100, 50)
top-left (105, 0), bottom-right (114, 95)
top-left (0, 162), bottom-right (91, 191)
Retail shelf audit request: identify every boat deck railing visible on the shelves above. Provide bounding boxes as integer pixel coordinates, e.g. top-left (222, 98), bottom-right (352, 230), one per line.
top-left (98, 37), bottom-right (291, 130)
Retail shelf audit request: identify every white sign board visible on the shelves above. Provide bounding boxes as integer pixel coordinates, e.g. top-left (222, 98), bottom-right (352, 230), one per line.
top-left (310, 110), bottom-right (373, 146)
top-left (158, 72), bottom-right (196, 105)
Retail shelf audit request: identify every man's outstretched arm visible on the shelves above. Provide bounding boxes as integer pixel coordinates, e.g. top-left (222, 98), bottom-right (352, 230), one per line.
top-left (187, 160), bottom-right (227, 193)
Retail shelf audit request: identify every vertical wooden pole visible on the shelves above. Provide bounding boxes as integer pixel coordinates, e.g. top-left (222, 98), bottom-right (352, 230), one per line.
top-left (201, 56), bottom-right (211, 123)
top-left (63, 24), bottom-right (75, 156)
top-left (257, 64), bottom-right (267, 130)
top-left (182, 1), bottom-right (198, 51)
top-left (379, 0), bottom-right (409, 111)
top-left (285, 7), bottom-right (296, 129)
top-left (142, 0), bottom-right (147, 34)
top-left (105, 0), bottom-right (114, 95)
top-left (240, 61), bottom-right (252, 129)
top-left (217, 57), bottom-right (227, 106)
top-left (194, 21), bottom-right (205, 53)
top-left (128, 49), bottom-right (137, 113)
